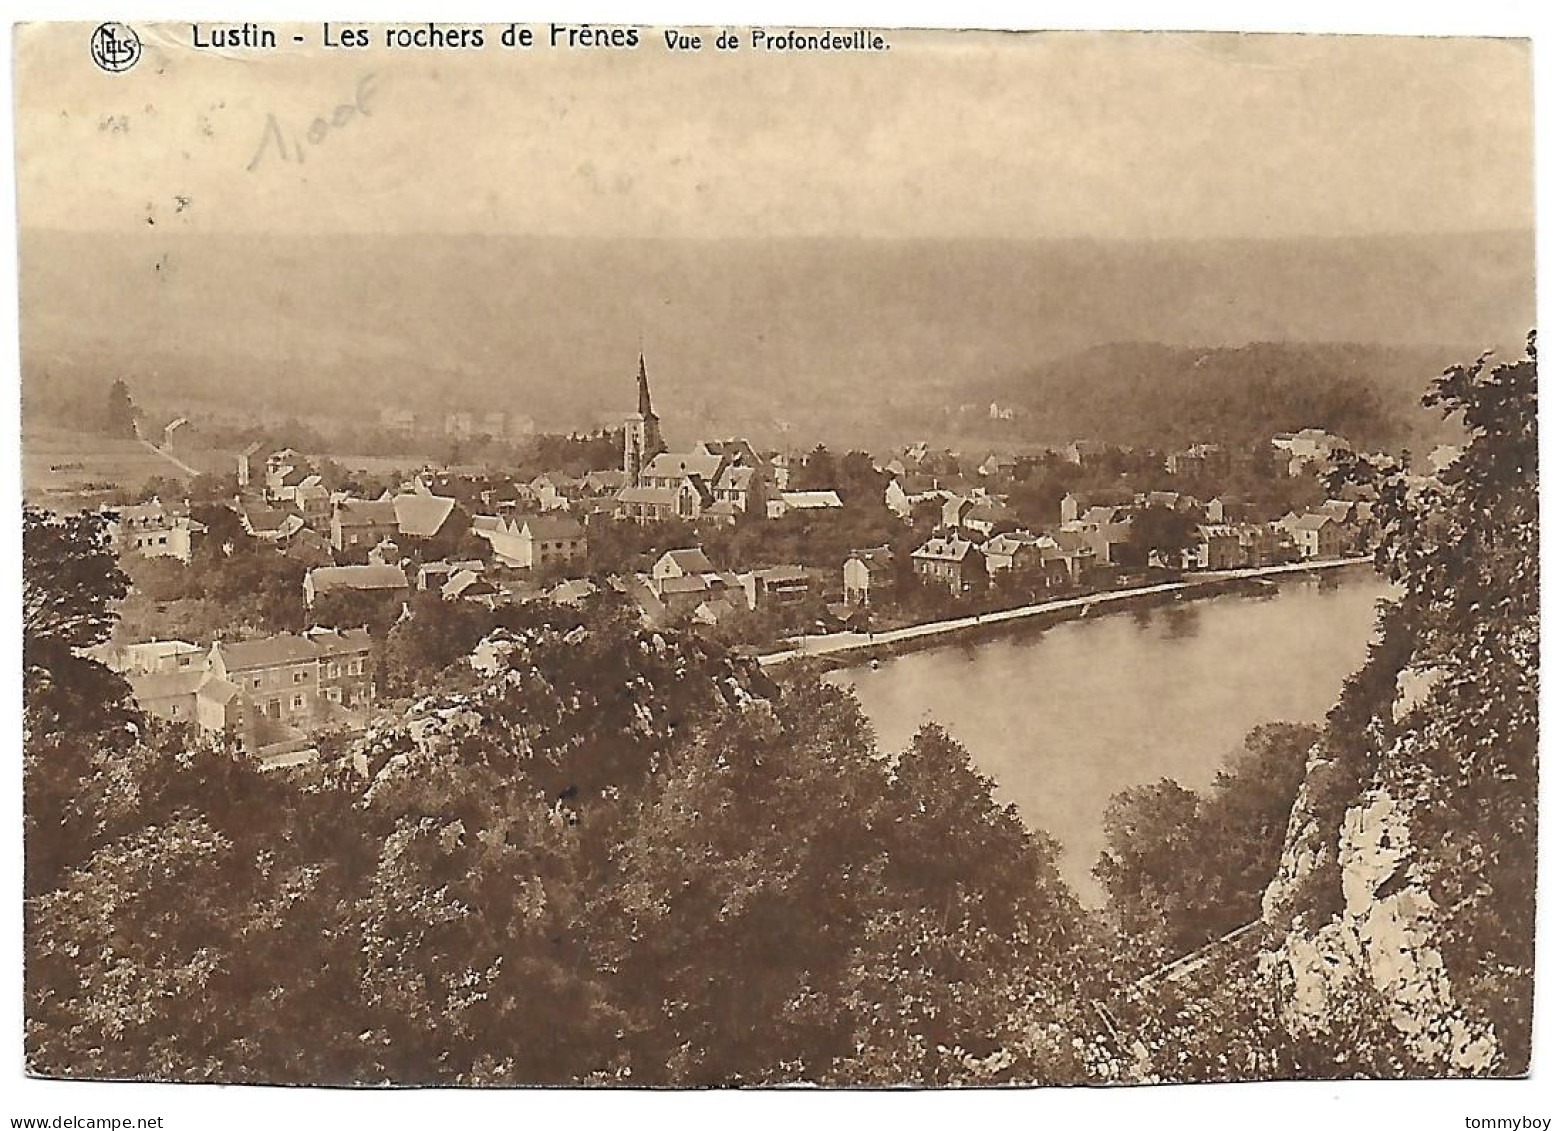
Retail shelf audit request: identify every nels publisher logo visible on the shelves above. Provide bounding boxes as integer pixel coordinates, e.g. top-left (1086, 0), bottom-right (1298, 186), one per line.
top-left (90, 22), bottom-right (141, 72)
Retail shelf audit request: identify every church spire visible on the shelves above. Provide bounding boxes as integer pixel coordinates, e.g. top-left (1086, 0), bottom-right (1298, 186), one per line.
top-left (624, 352), bottom-right (665, 480)
top-left (637, 352), bottom-right (657, 421)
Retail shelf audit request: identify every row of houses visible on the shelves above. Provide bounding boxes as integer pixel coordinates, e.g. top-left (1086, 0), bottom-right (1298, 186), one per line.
top-left (1177, 503), bottom-right (1366, 570)
top-left (902, 495), bottom-right (1370, 602)
top-left (623, 546), bottom-right (823, 626)
top-left (226, 448), bottom-right (603, 613)
top-left (109, 627), bottom-right (376, 758)
top-left (907, 530), bottom-right (1089, 597)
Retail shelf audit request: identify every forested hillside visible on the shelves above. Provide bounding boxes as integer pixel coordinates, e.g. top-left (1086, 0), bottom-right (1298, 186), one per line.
top-left (980, 340), bottom-right (1475, 452)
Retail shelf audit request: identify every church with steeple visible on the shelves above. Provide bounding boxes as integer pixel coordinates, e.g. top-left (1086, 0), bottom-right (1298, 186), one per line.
top-left (622, 353), bottom-right (666, 480)
top-left (614, 355), bottom-right (774, 525)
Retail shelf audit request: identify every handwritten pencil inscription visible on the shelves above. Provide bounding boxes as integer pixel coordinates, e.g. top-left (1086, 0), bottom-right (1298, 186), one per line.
top-left (246, 74), bottom-right (379, 172)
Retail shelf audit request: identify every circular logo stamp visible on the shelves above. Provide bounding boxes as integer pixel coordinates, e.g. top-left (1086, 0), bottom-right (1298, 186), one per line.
top-left (90, 23), bottom-right (142, 73)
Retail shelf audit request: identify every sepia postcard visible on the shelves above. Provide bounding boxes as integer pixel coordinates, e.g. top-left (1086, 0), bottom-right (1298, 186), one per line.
top-left (8, 11), bottom-right (1543, 1113)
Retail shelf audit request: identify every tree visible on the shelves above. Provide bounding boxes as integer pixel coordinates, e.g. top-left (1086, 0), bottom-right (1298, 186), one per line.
top-left (796, 444), bottom-right (838, 491)
top-left (203, 547), bottom-right (309, 635)
top-left (377, 591), bottom-right (497, 697)
top-left (1094, 777), bottom-right (1204, 968)
top-left (308, 588), bottom-right (404, 638)
top-left (1094, 724), bottom-right (1319, 970)
top-left (22, 508), bottom-right (136, 894)
top-left (595, 692), bottom-right (1100, 1085)
top-left (834, 450), bottom-right (887, 506)
top-left (104, 378), bottom-right (138, 438)
top-left (839, 725), bottom-right (1100, 1085)
top-left (1124, 505), bottom-right (1198, 568)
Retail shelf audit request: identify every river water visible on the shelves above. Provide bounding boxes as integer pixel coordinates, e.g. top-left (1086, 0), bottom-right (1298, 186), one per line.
top-left (828, 567), bottom-right (1394, 902)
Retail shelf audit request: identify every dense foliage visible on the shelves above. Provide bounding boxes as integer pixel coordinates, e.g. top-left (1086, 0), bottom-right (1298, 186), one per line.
top-left (1094, 723), bottom-right (1319, 971)
top-left (989, 341), bottom-right (1464, 452)
top-left (1330, 332), bottom-right (1539, 1066)
top-left (113, 538), bottom-right (307, 643)
top-left (23, 508), bottom-right (136, 896)
top-left (24, 517), bottom-right (1103, 1084)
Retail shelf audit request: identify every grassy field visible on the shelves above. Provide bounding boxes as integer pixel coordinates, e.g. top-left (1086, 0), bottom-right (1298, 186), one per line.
top-left (22, 426), bottom-right (231, 508)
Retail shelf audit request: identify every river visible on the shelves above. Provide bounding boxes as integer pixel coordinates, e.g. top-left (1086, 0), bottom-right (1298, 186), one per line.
top-left (828, 566), bottom-right (1394, 902)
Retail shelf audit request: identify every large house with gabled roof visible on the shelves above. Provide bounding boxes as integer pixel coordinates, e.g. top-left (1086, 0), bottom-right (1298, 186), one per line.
top-left (912, 534), bottom-right (986, 595)
top-left (331, 498), bottom-right (400, 561)
top-left (208, 627), bottom-right (376, 744)
top-left (477, 513), bottom-right (588, 571)
top-left (303, 562), bottom-right (410, 609)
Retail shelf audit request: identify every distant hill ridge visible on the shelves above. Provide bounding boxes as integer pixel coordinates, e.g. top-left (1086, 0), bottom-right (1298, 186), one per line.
top-left (19, 229), bottom-right (1533, 447)
top-left (979, 339), bottom-right (1483, 452)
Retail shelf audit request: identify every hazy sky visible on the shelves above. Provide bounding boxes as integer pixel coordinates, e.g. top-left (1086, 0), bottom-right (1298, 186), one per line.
top-left (13, 23), bottom-right (1534, 239)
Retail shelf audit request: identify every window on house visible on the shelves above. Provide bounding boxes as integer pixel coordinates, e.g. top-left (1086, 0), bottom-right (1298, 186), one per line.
top-left (291, 695), bottom-right (304, 709)
top-left (294, 671), bottom-right (305, 683)
top-left (252, 677), bottom-right (262, 689)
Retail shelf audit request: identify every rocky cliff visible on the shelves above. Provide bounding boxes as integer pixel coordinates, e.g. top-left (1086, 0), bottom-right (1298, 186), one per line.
top-left (1249, 338), bottom-right (1537, 1078)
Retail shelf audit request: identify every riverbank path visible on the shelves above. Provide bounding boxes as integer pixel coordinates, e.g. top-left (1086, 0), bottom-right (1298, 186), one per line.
top-left (757, 557), bottom-right (1373, 667)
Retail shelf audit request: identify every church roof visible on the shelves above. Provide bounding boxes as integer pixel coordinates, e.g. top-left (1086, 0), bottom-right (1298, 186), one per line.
top-left (644, 452), bottom-right (724, 482)
top-left (616, 484), bottom-right (680, 506)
